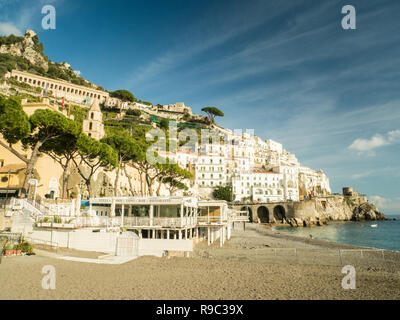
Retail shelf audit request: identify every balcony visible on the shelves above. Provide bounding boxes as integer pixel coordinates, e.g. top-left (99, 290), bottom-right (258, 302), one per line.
top-left (123, 216), bottom-right (197, 228)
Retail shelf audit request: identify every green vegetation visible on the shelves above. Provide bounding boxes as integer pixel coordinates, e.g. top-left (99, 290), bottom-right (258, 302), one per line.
top-left (126, 109), bottom-right (141, 117)
top-left (137, 100), bottom-right (152, 106)
top-left (213, 185), bottom-right (232, 202)
top-left (0, 34), bottom-right (24, 46)
top-left (0, 33), bottom-right (92, 87)
top-left (110, 89), bottom-right (136, 102)
top-left (0, 53), bottom-right (43, 77)
top-left (159, 118), bottom-right (169, 130)
top-left (69, 105), bottom-right (87, 123)
top-left (102, 129), bottom-right (141, 196)
top-left (201, 106), bottom-right (224, 124)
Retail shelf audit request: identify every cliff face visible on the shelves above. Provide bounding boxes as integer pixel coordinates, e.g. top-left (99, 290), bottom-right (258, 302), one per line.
top-left (0, 30), bottom-right (49, 72)
top-left (286, 195), bottom-right (386, 227)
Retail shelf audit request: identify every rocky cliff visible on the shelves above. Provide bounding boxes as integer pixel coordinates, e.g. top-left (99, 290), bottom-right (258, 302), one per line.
top-left (286, 195), bottom-right (387, 227)
top-left (0, 30), bottom-right (49, 71)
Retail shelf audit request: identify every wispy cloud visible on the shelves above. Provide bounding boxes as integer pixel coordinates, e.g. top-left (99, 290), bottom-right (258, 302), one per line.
top-left (348, 129), bottom-right (400, 155)
top-left (124, 1), bottom-right (320, 90)
top-left (369, 195), bottom-right (400, 212)
top-left (0, 0), bottom-right (61, 35)
top-left (0, 22), bottom-right (22, 36)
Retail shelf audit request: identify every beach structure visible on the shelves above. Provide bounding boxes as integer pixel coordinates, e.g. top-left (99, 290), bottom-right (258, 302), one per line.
top-left (8, 196), bottom-right (248, 258)
top-left (89, 196), bottom-right (199, 240)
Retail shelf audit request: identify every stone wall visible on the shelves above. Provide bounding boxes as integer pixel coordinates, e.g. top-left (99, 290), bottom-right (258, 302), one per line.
top-left (232, 193), bottom-right (387, 227)
top-left (287, 195), bottom-right (387, 227)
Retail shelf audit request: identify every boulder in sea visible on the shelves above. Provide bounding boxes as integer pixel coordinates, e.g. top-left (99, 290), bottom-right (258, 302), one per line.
top-left (352, 202), bottom-right (386, 221)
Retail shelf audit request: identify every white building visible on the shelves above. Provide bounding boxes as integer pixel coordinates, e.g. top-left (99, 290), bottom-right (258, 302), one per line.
top-left (156, 124), bottom-right (331, 203)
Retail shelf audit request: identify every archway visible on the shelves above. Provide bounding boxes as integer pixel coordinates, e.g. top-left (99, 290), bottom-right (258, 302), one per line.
top-left (273, 205), bottom-right (286, 221)
top-left (257, 206), bottom-right (269, 223)
top-left (241, 206), bottom-right (253, 223)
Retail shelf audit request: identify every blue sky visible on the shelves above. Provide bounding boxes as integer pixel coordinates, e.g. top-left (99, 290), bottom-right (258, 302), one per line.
top-left (1, 0), bottom-right (399, 214)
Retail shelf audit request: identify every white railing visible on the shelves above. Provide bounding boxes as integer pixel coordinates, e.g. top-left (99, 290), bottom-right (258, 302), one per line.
top-left (24, 236), bottom-right (59, 249)
top-left (229, 210), bottom-right (249, 222)
top-left (197, 216), bottom-right (224, 224)
top-left (19, 199), bottom-right (57, 216)
top-left (124, 216), bottom-right (197, 228)
top-left (34, 215), bottom-right (198, 229)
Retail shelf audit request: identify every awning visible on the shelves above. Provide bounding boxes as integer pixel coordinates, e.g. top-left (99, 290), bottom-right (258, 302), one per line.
top-left (0, 189), bottom-right (18, 194)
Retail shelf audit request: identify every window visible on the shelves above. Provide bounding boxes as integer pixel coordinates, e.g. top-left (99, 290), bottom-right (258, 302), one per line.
top-left (89, 122), bottom-right (93, 130)
top-left (91, 112), bottom-right (94, 119)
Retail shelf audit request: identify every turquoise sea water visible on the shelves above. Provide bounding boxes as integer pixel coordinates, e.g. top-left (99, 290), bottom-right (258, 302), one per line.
top-left (273, 216), bottom-right (400, 252)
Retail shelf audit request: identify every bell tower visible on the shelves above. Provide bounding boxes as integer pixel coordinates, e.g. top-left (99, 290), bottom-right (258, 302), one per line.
top-left (83, 99), bottom-right (105, 140)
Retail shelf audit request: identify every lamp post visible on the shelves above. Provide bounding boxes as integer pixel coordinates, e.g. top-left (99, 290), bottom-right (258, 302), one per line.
top-left (28, 179), bottom-right (38, 207)
top-left (4, 170), bottom-right (11, 209)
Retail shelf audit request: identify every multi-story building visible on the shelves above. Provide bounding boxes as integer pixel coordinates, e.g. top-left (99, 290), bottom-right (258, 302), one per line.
top-left (7, 70), bottom-right (109, 105)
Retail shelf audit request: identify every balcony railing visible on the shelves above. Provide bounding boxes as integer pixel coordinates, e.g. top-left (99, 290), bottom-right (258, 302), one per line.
top-left (197, 216), bottom-right (224, 224)
top-left (124, 216), bottom-right (197, 228)
top-left (35, 216), bottom-right (198, 229)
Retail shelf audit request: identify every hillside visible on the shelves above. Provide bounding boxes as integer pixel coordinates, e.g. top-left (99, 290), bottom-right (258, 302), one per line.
top-left (0, 30), bottom-right (103, 90)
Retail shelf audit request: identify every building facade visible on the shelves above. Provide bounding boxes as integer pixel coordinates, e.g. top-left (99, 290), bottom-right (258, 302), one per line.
top-left (7, 70), bottom-right (109, 105)
top-left (82, 99), bottom-right (105, 140)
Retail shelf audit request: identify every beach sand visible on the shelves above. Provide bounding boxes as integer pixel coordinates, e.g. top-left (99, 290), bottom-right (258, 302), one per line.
top-left (0, 224), bottom-right (399, 300)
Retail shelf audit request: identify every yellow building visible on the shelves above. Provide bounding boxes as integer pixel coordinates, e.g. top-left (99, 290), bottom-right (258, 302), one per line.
top-left (0, 164), bottom-right (26, 197)
top-left (0, 98), bottom-right (69, 199)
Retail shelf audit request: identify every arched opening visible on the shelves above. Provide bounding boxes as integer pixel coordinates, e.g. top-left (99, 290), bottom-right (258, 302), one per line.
top-left (257, 206), bottom-right (269, 223)
top-left (273, 205), bottom-right (286, 221)
top-left (241, 206), bottom-right (253, 222)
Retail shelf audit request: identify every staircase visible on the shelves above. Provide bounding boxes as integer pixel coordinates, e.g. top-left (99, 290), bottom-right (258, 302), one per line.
top-left (11, 198), bottom-right (56, 217)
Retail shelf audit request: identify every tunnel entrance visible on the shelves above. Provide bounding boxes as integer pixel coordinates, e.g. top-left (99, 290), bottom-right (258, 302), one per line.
top-left (273, 205), bottom-right (286, 221)
top-left (257, 206), bottom-right (269, 223)
top-left (241, 206), bottom-right (253, 222)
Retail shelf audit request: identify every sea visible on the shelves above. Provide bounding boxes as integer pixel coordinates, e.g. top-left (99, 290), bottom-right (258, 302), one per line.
top-left (273, 215), bottom-right (400, 252)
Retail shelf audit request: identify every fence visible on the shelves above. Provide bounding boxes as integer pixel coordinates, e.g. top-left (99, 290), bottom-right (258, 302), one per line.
top-left (24, 236), bottom-right (59, 253)
top-left (56, 216), bottom-right (198, 228)
top-left (0, 232), bottom-right (23, 244)
top-left (202, 247), bottom-right (400, 273)
top-left (123, 216), bottom-right (197, 228)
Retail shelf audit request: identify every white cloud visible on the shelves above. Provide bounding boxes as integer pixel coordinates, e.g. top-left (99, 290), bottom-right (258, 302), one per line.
top-left (369, 195), bottom-right (389, 208)
top-left (0, 22), bottom-right (22, 36)
top-left (351, 170), bottom-right (373, 179)
top-left (388, 129), bottom-right (400, 142)
top-left (369, 196), bottom-right (400, 212)
top-left (348, 129), bottom-right (400, 155)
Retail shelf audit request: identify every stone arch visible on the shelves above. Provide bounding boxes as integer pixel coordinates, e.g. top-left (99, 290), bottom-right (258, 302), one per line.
top-left (241, 206), bottom-right (253, 223)
top-left (273, 205), bottom-right (286, 221)
top-left (257, 206), bottom-right (269, 223)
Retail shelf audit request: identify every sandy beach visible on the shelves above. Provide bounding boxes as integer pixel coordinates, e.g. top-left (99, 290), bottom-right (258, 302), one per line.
top-left (0, 223), bottom-right (399, 300)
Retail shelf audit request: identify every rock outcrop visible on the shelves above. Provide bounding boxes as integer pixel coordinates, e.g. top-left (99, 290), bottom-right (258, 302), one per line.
top-left (0, 30), bottom-right (49, 72)
top-left (352, 202), bottom-right (386, 221)
top-left (287, 193), bottom-right (387, 227)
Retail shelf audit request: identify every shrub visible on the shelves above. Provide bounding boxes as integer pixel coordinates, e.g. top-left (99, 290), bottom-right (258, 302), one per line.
top-left (126, 109), bottom-right (141, 117)
top-left (213, 185), bottom-right (233, 202)
top-left (19, 241), bottom-right (33, 254)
